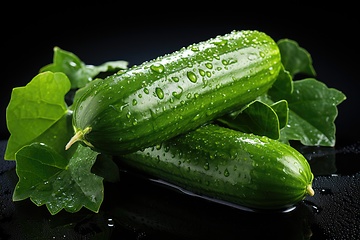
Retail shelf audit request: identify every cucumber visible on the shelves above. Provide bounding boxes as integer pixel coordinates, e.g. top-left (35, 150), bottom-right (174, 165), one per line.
top-left (66, 30), bottom-right (282, 155)
top-left (118, 124), bottom-right (315, 210)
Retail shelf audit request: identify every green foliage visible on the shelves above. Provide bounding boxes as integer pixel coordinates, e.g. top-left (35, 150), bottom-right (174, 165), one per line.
top-left (40, 47), bottom-right (128, 89)
top-left (14, 143), bottom-right (102, 215)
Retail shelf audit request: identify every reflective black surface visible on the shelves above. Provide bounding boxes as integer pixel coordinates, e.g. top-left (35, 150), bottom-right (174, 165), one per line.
top-left (1, 140), bottom-right (360, 239)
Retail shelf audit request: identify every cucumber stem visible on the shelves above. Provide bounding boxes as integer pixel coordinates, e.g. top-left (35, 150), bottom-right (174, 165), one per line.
top-left (306, 184), bottom-right (315, 196)
top-left (65, 127), bottom-right (93, 150)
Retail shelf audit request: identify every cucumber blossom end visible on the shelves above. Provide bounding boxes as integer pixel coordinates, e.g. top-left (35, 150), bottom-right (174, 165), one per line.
top-left (306, 183), bottom-right (315, 197)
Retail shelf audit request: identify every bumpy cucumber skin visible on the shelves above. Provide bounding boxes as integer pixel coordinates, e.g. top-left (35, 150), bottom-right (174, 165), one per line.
top-left (72, 30), bottom-right (281, 155)
top-left (119, 124), bottom-right (314, 210)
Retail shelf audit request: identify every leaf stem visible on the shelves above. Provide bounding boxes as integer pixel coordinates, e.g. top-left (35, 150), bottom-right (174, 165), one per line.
top-left (65, 127), bottom-right (93, 150)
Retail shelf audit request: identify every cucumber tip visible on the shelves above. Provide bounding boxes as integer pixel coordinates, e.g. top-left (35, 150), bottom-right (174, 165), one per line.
top-left (306, 184), bottom-right (315, 196)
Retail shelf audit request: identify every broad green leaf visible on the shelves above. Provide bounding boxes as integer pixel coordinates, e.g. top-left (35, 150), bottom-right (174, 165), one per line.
top-left (5, 72), bottom-right (71, 160)
top-left (40, 47), bottom-right (128, 89)
top-left (270, 100), bottom-right (289, 129)
top-left (257, 67), bottom-right (291, 130)
top-left (92, 154), bottom-right (120, 183)
top-left (14, 142), bottom-right (102, 215)
top-left (217, 100), bottom-right (281, 139)
top-left (276, 78), bottom-right (346, 146)
top-left (277, 39), bottom-right (316, 78)
top-left (268, 66), bottom-right (293, 96)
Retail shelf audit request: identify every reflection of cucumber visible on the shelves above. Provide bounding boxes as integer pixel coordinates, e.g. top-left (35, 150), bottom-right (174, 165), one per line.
top-left (119, 124), bottom-right (314, 210)
top-left (107, 170), bottom-right (313, 239)
top-left (67, 30), bottom-right (281, 155)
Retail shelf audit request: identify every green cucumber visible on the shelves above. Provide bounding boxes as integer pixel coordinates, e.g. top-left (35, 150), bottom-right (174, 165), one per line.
top-left (118, 124), bottom-right (315, 210)
top-left (66, 30), bottom-right (282, 155)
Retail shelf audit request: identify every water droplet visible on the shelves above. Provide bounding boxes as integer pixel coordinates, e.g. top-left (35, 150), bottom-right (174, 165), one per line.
top-left (205, 63), bottom-right (213, 69)
top-left (221, 59), bottom-right (228, 65)
top-left (191, 46), bottom-right (199, 51)
top-left (69, 61), bottom-right (77, 67)
top-left (227, 58), bottom-right (237, 65)
top-left (247, 53), bottom-right (258, 60)
top-left (224, 168), bottom-right (230, 177)
top-left (172, 86), bottom-right (183, 99)
top-left (187, 71), bottom-right (197, 83)
top-left (268, 66), bottom-right (275, 74)
top-left (199, 69), bottom-right (205, 76)
top-left (143, 88), bottom-right (149, 94)
top-left (204, 162), bottom-right (210, 170)
top-left (320, 188), bottom-right (333, 195)
top-left (155, 87), bottom-right (164, 99)
top-left (120, 103), bottom-right (129, 111)
top-left (171, 76), bottom-right (180, 82)
top-left (90, 195), bottom-right (97, 202)
top-left (192, 113), bottom-right (201, 121)
top-left (150, 63), bottom-right (165, 73)
top-left (107, 218), bottom-right (115, 227)
top-left (212, 39), bottom-right (228, 46)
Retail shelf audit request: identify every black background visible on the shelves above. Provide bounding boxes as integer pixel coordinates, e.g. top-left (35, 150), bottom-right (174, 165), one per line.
top-left (2, 2), bottom-right (359, 146)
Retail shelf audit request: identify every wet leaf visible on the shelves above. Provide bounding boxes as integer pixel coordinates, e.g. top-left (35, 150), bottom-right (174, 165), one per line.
top-left (14, 142), bottom-right (102, 215)
top-left (276, 78), bottom-right (346, 146)
top-left (217, 100), bottom-right (283, 139)
top-left (277, 38), bottom-right (316, 78)
top-left (40, 46), bottom-right (128, 89)
top-left (5, 72), bottom-right (71, 160)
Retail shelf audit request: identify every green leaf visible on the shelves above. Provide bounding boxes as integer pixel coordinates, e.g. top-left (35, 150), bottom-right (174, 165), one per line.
top-left (268, 66), bottom-right (294, 96)
top-left (5, 72), bottom-right (71, 160)
top-left (270, 100), bottom-right (289, 129)
top-left (91, 154), bottom-right (120, 183)
top-left (275, 78), bottom-right (347, 146)
top-left (217, 100), bottom-right (282, 139)
top-left (257, 67), bottom-right (290, 130)
top-left (277, 39), bottom-right (316, 78)
top-left (40, 47), bottom-right (128, 89)
top-left (13, 142), bottom-right (103, 215)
